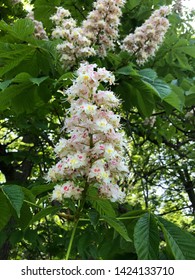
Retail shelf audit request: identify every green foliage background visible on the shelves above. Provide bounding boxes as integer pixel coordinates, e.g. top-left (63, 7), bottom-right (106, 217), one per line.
top-left (0, 0), bottom-right (195, 260)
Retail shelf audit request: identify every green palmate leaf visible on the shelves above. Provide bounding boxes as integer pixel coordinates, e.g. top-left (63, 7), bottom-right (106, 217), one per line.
top-left (116, 64), bottom-right (138, 76)
top-left (115, 81), bottom-right (136, 111)
top-left (0, 76), bottom-right (51, 113)
top-left (139, 69), bottom-right (171, 99)
top-left (0, 19), bottom-right (34, 41)
top-left (12, 72), bottom-right (32, 83)
top-left (91, 199), bottom-right (116, 218)
top-left (158, 217), bottom-right (195, 260)
top-left (0, 80), bottom-right (12, 90)
top-left (30, 183), bottom-right (55, 196)
top-left (87, 187), bottom-right (116, 217)
top-left (22, 187), bottom-right (36, 203)
top-left (0, 191), bottom-right (11, 230)
top-left (28, 206), bottom-right (60, 226)
top-left (126, 0), bottom-right (142, 9)
top-left (185, 86), bottom-right (195, 106)
top-left (174, 52), bottom-right (192, 71)
top-left (88, 209), bottom-right (100, 228)
top-left (134, 213), bottom-right (160, 260)
top-left (34, 0), bottom-right (61, 30)
top-left (1, 185), bottom-right (24, 218)
top-left (18, 202), bottom-right (33, 229)
top-left (163, 85), bottom-right (185, 112)
top-left (152, 79), bottom-right (172, 99)
top-left (29, 76), bottom-right (49, 86)
top-left (12, 19), bottom-right (35, 41)
top-left (136, 90), bottom-right (155, 117)
top-left (0, 43), bottom-right (36, 77)
top-left (103, 216), bottom-right (132, 242)
top-left (178, 46), bottom-right (195, 58)
top-left (139, 68), bottom-right (158, 82)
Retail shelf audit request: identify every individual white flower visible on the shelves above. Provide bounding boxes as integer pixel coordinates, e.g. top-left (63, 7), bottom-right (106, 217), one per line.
top-left (62, 181), bottom-right (83, 199)
top-left (51, 185), bottom-right (64, 201)
top-left (68, 153), bottom-right (87, 170)
top-left (99, 183), bottom-right (126, 202)
top-left (104, 144), bottom-right (118, 160)
top-left (95, 118), bottom-right (112, 132)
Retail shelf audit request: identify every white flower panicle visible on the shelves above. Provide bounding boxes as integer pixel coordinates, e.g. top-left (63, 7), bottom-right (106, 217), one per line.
top-left (27, 11), bottom-right (48, 40)
top-left (51, 7), bottom-right (95, 67)
top-left (121, 6), bottom-right (171, 65)
top-left (50, 1), bottom-right (125, 65)
top-left (172, 0), bottom-right (183, 14)
top-left (82, 0), bottom-right (126, 56)
top-left (47, 63), bottom-right (128, 202)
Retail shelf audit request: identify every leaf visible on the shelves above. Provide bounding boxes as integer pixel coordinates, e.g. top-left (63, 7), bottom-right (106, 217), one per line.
top-left (134, 213), bottom-right (160, 260)
top-left (88, 209), bottom-right (100, 228)
top-left (116, 64), bottom-right (138, 76)
top-left (17, 203), bottom-right (33, 229)
top-left (147, 79), bottom-right (171, 99)
top-left (185, 86), bottom-right (195, 106)
top-left (28, 206), bottom-right (60, 226)
top-left (30, 183), bottom-right (55, 196)
top-left (30, 76), bottom-right (49, 86)
top-left (178, 46), bottom-right (195, 58)
top-left (103, 216), bottom-right (132, 242)
top-left (21, 187), bottom-right (36, 203)
top-left (2, 185), bottom-right (24, 218)
top-left (0, 77), bottom-right (50, 113)
top-left (139, 68), bottom-right (158, 82)
top-left (158, 217), bottom-right (195, 260)
top-left (163, 85), bottom-right (185, 112)
top-left (12, 19), bottom-right (35, 41)
top-left (136, 90), bottom-right (155, 117)
top-left (174, 52), bottom-right (192, 71)
top-left (87, 187), bottom-right (116, 217)
top-left (115, 81), bottom-right (136, 111)
top-left (12, 72), bottom-right (32, 83)
top-left (126, 0), bottom-right (141, 9)
top-left (0, 191), bottom-right (11, 230)
top-left (0, 43), bottom-right (36, 77)
top-left (139, 69), bottom-right (172, 100)
top-left (34, 0), bottom-right (61, 30)
top-left (0, 80), bottom-right (12, 90)
top-left (0, 19), bottom-right (34, 41)
top-left (92, 199), bottom-right (116, 218)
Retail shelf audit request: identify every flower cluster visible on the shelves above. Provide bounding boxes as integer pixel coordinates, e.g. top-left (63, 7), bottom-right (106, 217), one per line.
top-left (82, 0), bottom-right (126, 56)
top-left (50, 1), bottom-right (125, 66)
top-left (27, 11), bottom-right (48, 40)
top-left (172, 0), bottom-right (183, 14)
top-left (51, 7), bottom-right (95, 67)
top-left (121, 6), bottom-right (171, 65)
top-left (47, 63), bottom-right (128, 202)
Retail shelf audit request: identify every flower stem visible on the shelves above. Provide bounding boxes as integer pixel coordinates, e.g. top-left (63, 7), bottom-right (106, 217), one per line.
top-left (65, 218), bottom-right (79, 260)
top-left (65, 181), bottom-right (90, 260)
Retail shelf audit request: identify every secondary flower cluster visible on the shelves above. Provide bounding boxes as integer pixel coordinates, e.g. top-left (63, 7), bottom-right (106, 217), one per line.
top-left (51, 7), bottom-right (95, 67)
top-left (121, 6), bottom-right (171, 65)
top-left (27, 11), bottom-right (48, 40)
top-left (47, 63), bottom-right (128, 202)
top-left (172, 0), bottom-right (183, 14)
top-left (82, 0), bottom-right (126, 57)
top-left (51, 0), bottom-right (126, 66)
